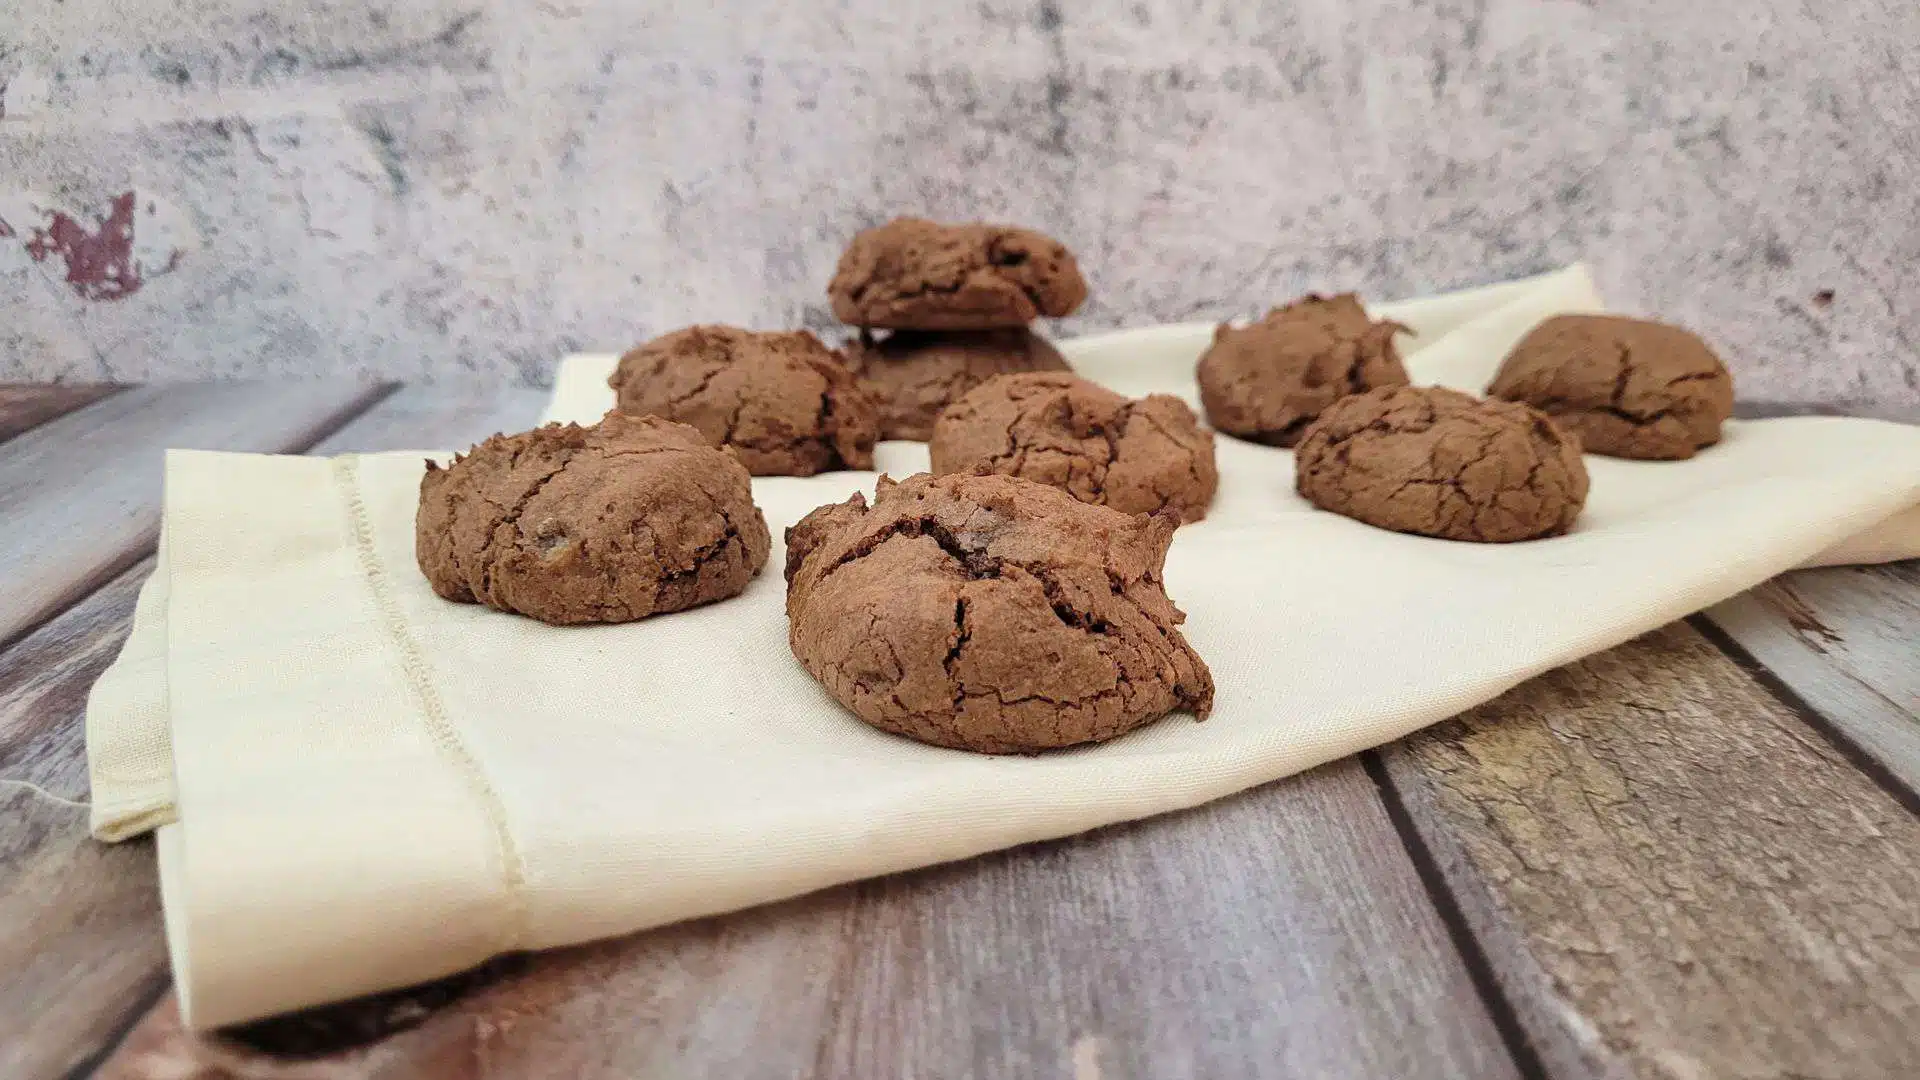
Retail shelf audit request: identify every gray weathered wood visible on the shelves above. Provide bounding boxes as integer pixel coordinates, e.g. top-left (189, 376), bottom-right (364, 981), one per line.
top-left (0, 383), bottom-right (394, 651)
top-left (0, 564), bottom-right (165, 1080)
top-left (0, 385), bottom-right (122, 446)
top-left (1378, 622), bottom-right (1920, 1080)
top-left (1700, 563), bottom-right (1920, 801)
top-left (813, 759), bottom-right (1518, 1080)
top-left (99, 759), bottom-right (1520, 1080)
top-left (1736, 401), bottom-right (1920, 424)
top-left (0, 385), bottom-right (545, 1080)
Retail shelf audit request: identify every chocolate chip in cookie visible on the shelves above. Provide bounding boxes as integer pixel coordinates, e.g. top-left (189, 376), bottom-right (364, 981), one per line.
top-left (610, 325), bottom-right (879, 476)
top-left (845, 328), bottom-right (1072, 441)
top-left (417, 412), bottom-right (772, 624)
top-left (929, 372), bottom-right (1218, 523)
top-left (1488, 314), bottom-right (1735, 460)
top-left (1196, 293), bottom-right (1410, 447)
top-left (1294, 386), bottom-right (1588, 543)
top-left (828, 217), bottom-right (1089, 330)
top-left (784, 471), bottom-right (1215, 753)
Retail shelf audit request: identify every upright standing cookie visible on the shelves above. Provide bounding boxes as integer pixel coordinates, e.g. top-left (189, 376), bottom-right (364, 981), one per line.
top-left (1294, 386), bottom-right (1588, 543)
top-left (784, 471), bottom-right (1215, 754)
top-left (844, 328), bottom-right (1072, 441)
top-left (930, 372), bottom-right (1218, 522)
top-left (1196, 293), bottom-right (1410, 447)
top-left (417, 413), bottom-right (772, 624)
top-left (610, 325), bottom-right (879, 476)
top-left (1488, 314), bottom-right (1735, 460)
top-left (828, 217), bottom-right (1089, 330)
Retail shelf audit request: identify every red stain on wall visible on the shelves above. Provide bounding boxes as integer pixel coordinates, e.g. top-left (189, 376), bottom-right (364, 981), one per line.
top-left (22, 191), bottom-right (147, 300)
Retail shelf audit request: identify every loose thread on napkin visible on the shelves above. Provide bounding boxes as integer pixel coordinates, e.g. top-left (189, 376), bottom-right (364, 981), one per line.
top-left (1, 778), bottom-right (92, 810)
top-left (332, 455), bottom-right (530, 948)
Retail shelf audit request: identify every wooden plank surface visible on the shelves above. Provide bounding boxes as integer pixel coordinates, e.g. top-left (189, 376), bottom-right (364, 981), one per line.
top-left (1701, 562), bottom-right (1920, 802)
top-left (0, 385), bottom-right (545, 1080)
top-left (75, 387), bottom-right (1522, 1079)
top-left (0, 565), bottom-right (165, 1080)
top-left (100, 759), bottom-right (1522, 1080)
top-left (1377, 621), bottom-right (1920, 1080)
top-left (13, 386), bottom-right (1917, 1078)
top-left (0, 385), bottom-right (122, 446)
top-left (0, 383), bottom-right (394, 651)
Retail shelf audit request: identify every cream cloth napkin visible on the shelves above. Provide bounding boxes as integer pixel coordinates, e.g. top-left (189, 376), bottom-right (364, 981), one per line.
top-left (84, 266), bottom-right (1920, 1029)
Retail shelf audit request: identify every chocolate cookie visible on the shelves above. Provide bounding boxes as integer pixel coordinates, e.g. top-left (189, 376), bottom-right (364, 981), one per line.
top-left (828, 217), bottom-right (1089, 330)
top-left (417, 413), bottom-right (772, 624)
top-left (1487, 314), bottom-right (1735, 460)
top-left (1196, 293), bottom-right (1411, 447)
top-left (845, 328), bottom-right (1072, 441)
top-left (610, 325), bottom-right (879, 476)
top-left (1294, 386), bottom-right (1588, 543)
top-left (784, 471), bottom-right (1215, 753)
top-left (929, 372), bottom-right (1218, 522)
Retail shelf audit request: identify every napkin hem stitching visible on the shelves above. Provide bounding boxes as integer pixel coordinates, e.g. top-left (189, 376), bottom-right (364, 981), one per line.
top-left (332, 454), bottom-right (528, 947)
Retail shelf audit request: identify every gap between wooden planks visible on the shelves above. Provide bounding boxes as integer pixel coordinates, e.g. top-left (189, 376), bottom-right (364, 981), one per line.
top-left (1376, 616), bottom-right (1920, 1080)
top-left (7, 384), bottom-right (1522, 1080)
top-left (0, 384), bottom-right (524, 1080)
top-left (0, 383), bottom-right (398, 652)
top-left (3, 386), bottom-right (1915, 1080)
top-left (0, 385), bottom-right (123, 447)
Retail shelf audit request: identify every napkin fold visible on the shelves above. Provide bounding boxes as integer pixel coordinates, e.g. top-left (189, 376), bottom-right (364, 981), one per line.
top-left (85, 266), bottom-right (1920, 1028)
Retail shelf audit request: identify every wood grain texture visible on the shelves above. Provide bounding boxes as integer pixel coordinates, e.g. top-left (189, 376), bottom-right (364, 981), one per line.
top-left (1378, 622), bottom-right (1920, 1080)
top-left (0, 383), bottom-right (393, 651)
top-left (0, 385), bottom-right (121, 445)
top-left (1737, 401), bottom-right (1920, 423)
top-left (0, 385), bottom-right (545, 1080)
top-left (1701, 561), bottom-right (1920, 799)
top-left (99, 759), bottom-right (1520, 1080)
top-left (0, 563), bottom-right (164, 1080)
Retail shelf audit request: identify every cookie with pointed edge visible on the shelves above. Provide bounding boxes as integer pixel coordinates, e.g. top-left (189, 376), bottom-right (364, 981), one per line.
top-left (784, 470), bottom-right (1214, 753)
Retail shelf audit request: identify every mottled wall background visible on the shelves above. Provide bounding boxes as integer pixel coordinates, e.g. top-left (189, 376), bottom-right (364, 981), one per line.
top-left (1, 0), bottom-right (1915, 404)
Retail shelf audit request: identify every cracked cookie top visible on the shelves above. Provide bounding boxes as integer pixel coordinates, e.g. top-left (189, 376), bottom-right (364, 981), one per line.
top-left (828, 217), bottom-right (1089, 330)
top-left (1196, 293), bottom-right (1410, 447)
top-left (929, 372), bottom-right (1218, 523)
top-left (1294, 386), bottom-right (1588, 543)
top-left (844, 328), bottom-right (1072, 441)
top-left (1488, 314), bottom-right (1735, 460)
top-left (416, 412), bottom-right (772, 625)
top-left (783, 471), bottom-right (1214, 754)
top-left (610, 325), bottom-right (879, 476)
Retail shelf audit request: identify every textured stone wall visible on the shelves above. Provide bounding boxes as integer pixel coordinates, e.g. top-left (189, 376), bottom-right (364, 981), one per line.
top-left (2, 0), bottom-right (1915, 405)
